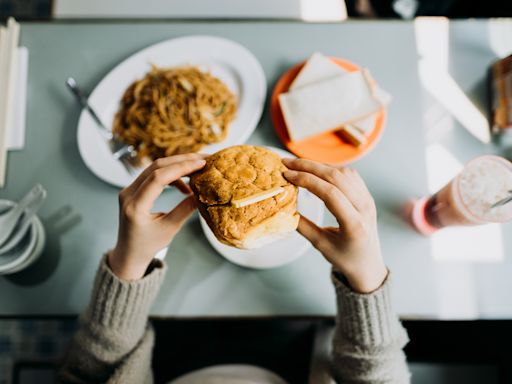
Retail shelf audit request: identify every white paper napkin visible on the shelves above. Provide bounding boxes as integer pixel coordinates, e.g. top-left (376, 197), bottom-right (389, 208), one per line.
top-left (7, 46), bottom-right (28, 150)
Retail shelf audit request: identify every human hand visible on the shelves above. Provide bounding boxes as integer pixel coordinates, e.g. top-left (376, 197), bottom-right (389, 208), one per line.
top-left (283, 158), bottom-right (387, 293)
top-left (109, 154), bottom-right (207, 281)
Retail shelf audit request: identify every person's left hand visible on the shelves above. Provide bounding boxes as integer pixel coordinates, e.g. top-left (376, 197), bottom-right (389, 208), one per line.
top-left (282, 158), bottom-right (387, 293)
top-left (108, 154), bottom-right (206, 281)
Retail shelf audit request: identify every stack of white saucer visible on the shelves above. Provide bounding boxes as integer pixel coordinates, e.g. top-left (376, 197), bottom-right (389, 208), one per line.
top-left (0, 199), bottom-right (46, 275)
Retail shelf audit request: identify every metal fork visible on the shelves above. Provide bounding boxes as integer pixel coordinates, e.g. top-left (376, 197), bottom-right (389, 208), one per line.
top-left (65, 77), bottom-right (138, 175)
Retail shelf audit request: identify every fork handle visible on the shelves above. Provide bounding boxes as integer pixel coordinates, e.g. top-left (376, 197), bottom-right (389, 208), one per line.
top-left (66, 78), bottom-right (113, 140)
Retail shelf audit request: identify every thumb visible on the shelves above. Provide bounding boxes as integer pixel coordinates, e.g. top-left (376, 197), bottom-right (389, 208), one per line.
top-left (163, 195), bottom-right (197, 232)
top-left (171, 179), bottom-right (193, 195)
top-left (297, 214), bottom-right (327, 252)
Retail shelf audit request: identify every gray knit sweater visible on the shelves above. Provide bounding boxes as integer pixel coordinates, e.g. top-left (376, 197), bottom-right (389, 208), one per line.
top-left (58, 257), bottom-right (410, 383)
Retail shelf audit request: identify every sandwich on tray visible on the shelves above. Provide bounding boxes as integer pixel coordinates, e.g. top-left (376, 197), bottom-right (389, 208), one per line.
top-left (279, 52), bottom-right (391, 147)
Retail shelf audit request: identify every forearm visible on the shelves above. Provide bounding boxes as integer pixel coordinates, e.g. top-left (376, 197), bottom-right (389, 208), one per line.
top-left (331, 271), bottom-right (410, 384)
top-left (58, 254), bottom-right (166, 384)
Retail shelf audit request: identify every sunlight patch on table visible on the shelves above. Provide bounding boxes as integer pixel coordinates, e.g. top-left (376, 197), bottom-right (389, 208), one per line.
top-left (431, 224), bottom-right (504, 263)
top-left (415, 17), bottom-right (491, 144)
top-left (434, 264), bottom-right (478, 319)
top-left (425, 143), bottom-right (463, 193)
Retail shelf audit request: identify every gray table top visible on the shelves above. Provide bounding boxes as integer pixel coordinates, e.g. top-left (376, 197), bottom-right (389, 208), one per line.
top-left (1, 19), bottom-right (511, 319)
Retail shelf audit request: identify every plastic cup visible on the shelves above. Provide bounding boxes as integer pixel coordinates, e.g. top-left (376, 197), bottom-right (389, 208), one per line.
top-left (410, 155), bottom-right (512, 235)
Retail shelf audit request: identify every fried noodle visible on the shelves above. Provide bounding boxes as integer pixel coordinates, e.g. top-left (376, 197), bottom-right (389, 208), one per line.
top-left (113, 65), bottom-right (237, 160)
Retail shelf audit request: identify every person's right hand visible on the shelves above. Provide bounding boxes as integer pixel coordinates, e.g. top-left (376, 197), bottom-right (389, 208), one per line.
top-left (109, 153), bottom-right (207, 281)
top-left (283, 158), bottom-right (387, 294)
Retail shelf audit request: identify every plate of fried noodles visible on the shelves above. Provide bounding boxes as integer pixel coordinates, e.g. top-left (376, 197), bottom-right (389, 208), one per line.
top-left (77, 35), bottom-right (266, 187)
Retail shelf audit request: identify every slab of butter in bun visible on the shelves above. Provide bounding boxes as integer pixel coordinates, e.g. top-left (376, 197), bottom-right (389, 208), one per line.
top-left (190, 145), bottom-right (299, 249)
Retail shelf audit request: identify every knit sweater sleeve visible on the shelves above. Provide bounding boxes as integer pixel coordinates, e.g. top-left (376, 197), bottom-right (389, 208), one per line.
top-left (331, 271), bottom-right (410, 384)
top-left (58, 255), bottom-right (166, 384)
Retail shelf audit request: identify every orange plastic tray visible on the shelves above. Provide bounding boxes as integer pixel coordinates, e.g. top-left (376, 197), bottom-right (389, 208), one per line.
top-left (270, 57), bottom-right (386, 164)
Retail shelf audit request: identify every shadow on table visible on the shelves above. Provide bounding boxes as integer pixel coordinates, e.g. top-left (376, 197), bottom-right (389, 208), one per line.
top-left (48, 81), bottom-right (112, 190)
top-left (255, 60), bottom-right (303, 149)
top-left (376, 195), bottom-right (419, 234)
top-left (6, 205), bottom-right (82, 286)
top-left (159, 215), bottom-right (329, 316)
top-left (157, 216), bottom-right (227, 312)
top-left (253, 250), bottom-right (334, 315)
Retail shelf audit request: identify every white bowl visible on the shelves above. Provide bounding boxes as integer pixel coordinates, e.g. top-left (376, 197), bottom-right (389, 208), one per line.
top-left (0, 199), bottom-right (46, 274)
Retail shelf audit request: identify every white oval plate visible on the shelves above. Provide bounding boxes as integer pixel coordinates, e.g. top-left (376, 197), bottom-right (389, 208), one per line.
top-left (199, 147), bottom-right (324, 269)
top-left (77, 35), bottom-right (267, 188)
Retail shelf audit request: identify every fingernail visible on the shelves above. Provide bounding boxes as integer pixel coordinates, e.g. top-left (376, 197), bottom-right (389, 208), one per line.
top-left (195, 159), bottom-right (206, 165)
top-left (282, 157), bottom-right (295, 164)
top-left (283, 170), bottom-right (298, 178)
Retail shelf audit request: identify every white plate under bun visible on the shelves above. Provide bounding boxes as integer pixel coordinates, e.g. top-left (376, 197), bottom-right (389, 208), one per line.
top-left (77, 35), bottom-right (267, 188)
top-left (199, 147), bottom-right (324, 269)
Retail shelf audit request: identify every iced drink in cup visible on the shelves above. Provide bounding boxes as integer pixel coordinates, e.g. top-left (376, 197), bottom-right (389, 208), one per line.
top-left (410, 155), bottom-right (512, 235)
